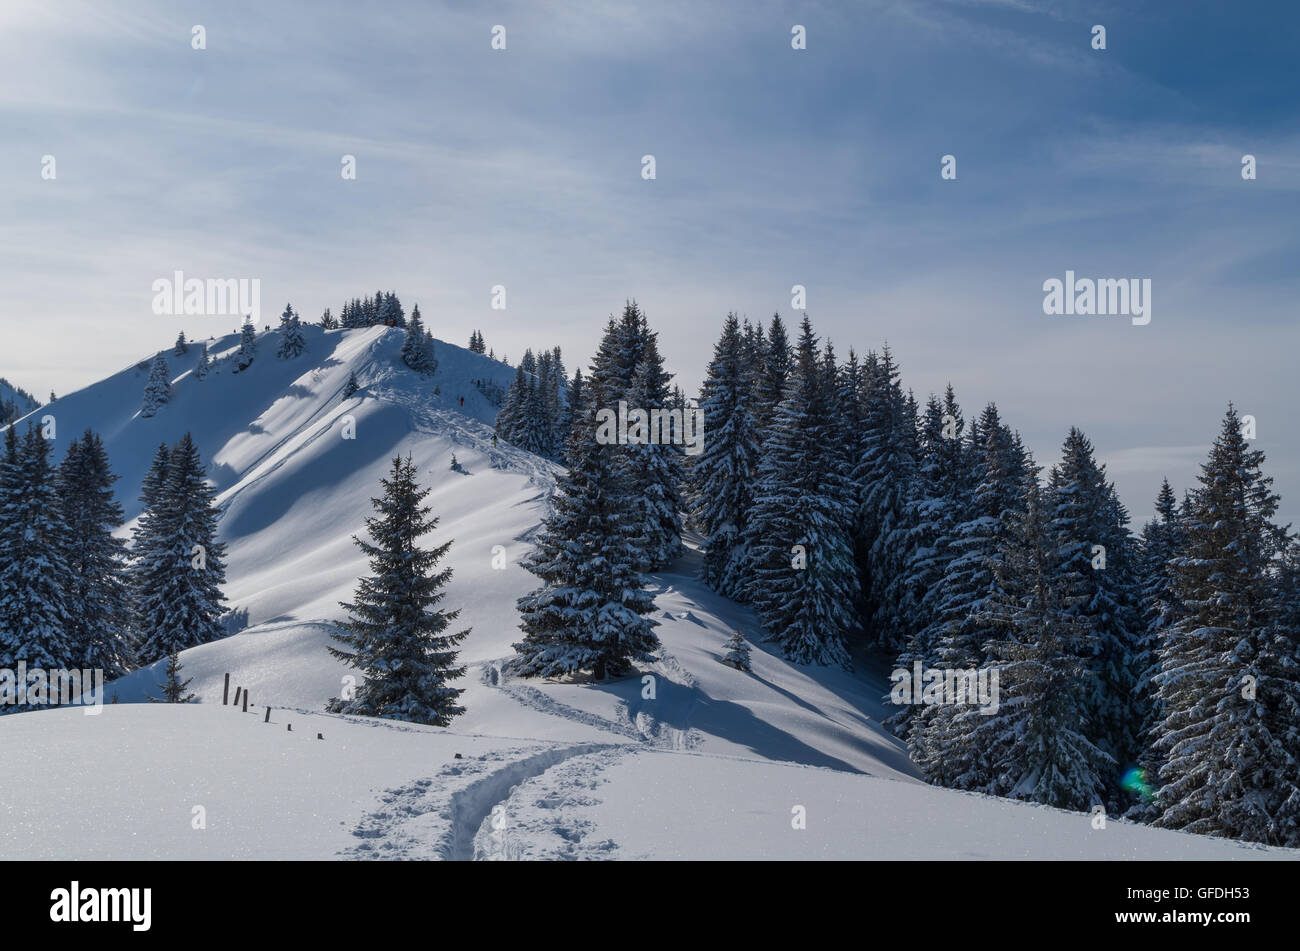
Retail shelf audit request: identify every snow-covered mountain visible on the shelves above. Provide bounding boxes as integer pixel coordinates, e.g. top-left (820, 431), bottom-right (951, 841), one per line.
top-left (2, 325), bottom-right (1292, 860)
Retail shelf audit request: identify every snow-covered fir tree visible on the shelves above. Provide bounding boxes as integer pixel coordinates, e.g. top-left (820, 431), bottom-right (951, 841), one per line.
top-left (962, 479), bottom-right (1116, 809)
top-left (754, 313), bottom-right (791, 433)
top-left (886, 386), bottom-right (973, 737)
top-left (910, 404), bottom-right (1028, 785)
top-left (513, 392), bottom-right (659, 680)
top-left (401, 304), bottom-right (435, 374)
top-left (233, 317), bottom-right (257, 372)
top-left (1151, 406), bottom-right (1300, 847)
top-left (140, 353), bottom-right (171, 417)
top-left (743, 316), bottom-right (858, 668)
top-left (276, 303), bottom-right (306, 359)
top-left (721, 631), bottom-right (752, 672)
top-left (319, 307), bottom-right (337, 330)
top-left (853, 344), bottom-right (918, 650)
top-left (194, 343), bottom-right (210, 381)
top-left (57, 431), bottom-right (131, 676)
top-left (1127, 479), bottom-right (1186, 819)
top-left (0, 425), bottom-right (75, 672)
top-left (691, 313), bottom-right (760, 599)
top-left (342, 370), bottom-right (360, 398)
top-left (326, 454), bottom-right (469, 726)
top-left (173, 332), bottom-right (188, 356)
top-left (622, 329), bottom-right (684, 570)
top-left (1047, 427), bottom-right (1144, 800)
top-left (131, 434), bottom-right (228, 664)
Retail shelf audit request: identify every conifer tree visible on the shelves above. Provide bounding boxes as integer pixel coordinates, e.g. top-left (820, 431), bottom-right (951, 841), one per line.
top-left (319, 307), bottom-right (337, 330)
top-left (691, 313), bottom-right (760, 599)
top-left (513, 393), bottom-right (659, 680)
top-left (233, 317), bottom-right (257, 372)
top-left (173, 332), bottom-right (188, 356)
top-left (194, 343), bottom-right (210, 381)
top-left (961, 480), bottom-right (1116, 809)
top-left (326, 455), bottom-right (469, 725)
top-left (140, 353), bottom-right (171, 417)
top-left (623, 330), bottom-right (684, 570)
top-left (401, 304), bottom-right (433, 374)
top-left (0, 426), bottom-right (75, 671)
top-left (1151, 406), bottom-right (1300, 846)
top-left (132, 434), bottom-right (228, 664)
top-left (1047, 427), bottom-right (1144, 795)
top-left (58, 431), bottom-right (132, 676)
top-left (853, 344), bottom-right (918, 649)
top-left (342, 370), bottom-right (360, 398)
top-left (148, 652), bottom-right (196, 703)
top-left (1128, 480), bottom-right (1185, 819)
top-left (743, 316), bottom-right (858, 667)
top-left (755, 313), bottom-right (791, 433)
top-left (276, 303), bottom-right (306, 359)
top-left (721, 632), bottom-right (752, 672)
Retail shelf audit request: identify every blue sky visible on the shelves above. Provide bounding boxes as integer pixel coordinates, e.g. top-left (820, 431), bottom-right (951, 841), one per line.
top-left (2, 0), bottom-right (1298, 526)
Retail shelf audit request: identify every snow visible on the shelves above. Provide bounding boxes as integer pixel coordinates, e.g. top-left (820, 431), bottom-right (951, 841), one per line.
top-left (4, 325), bottom-right (1297, 859)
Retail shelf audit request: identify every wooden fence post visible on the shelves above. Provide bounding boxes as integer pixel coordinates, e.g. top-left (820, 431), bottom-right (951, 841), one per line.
top-left (223, 673), bottom-right (230, 705)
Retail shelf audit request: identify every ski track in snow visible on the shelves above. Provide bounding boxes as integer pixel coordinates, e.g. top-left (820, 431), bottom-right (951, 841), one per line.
top-left (480, 658), bottom-right (704, 752)
top-left (341, 742), bottom-right (619, 860)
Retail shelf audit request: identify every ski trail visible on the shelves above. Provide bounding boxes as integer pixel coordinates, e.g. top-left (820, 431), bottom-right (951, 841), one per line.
top-left (340, 742), bottom-right (616, 860)
top-left (474, 745), bottom-right (630, 860)
top-left (480, 660), bottom-right (704, 751)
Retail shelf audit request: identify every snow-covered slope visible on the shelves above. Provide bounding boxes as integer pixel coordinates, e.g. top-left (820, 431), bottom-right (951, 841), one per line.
top-left (4, 325), bottom-right (1296, 859)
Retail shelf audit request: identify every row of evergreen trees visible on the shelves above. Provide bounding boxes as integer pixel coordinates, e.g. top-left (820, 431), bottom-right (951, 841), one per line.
top-left (689, 309), bottom-right (1300, 847)
top-left (495, 346), bottom-right (572, 460)
top-left (0, 425), bottom-right (227, 691)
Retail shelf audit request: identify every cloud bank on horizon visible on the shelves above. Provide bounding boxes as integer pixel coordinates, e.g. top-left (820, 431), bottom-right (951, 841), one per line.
top-left (1, 0), bottom-right (1297, 524)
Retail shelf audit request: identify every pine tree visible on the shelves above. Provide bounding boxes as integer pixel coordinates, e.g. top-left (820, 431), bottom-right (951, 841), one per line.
top-left (1047, 427), bottom-right (1144, 800)
top-left (342, 370), bottom-right (360, 398)
top-left (495, 365), bottom-right (529, 443)
top-left (401, 304), bottom-right (433, 374)
top-left (233, 318), bottom-right (257, 372)
top-left (1127, 479), bottom-right (1186, 818)
top-left (691, 313), bottom-right (760, 599)
top-left (148, 652), bottom-right (196, 703)
top-left (854, 344), bottom-right (918, 649)
top-left (0, 426), bottom-right (75, 671)
top-left (319, 307), bottom-right (337, 330)
top-left (743, 316), bottom-right (858, 668)
top-left (173, 332), bottom-right (188, 356)
top-left (140, 353), bottom-right (171, 417)
top-left (132, 434), bottom-right (228, 664)
top-left (1151, 406), bottom-right (1300, 846)
top-left (58, 431), bottom-right (131, 676)
top-left (276, 303), bottom-right (306, 359)
top-left (721, 632), bottom-right (752, 672)
top-left (960, 480), bottom-right (1116, 809)
top-left (380, 291), bottom-right (405, 328)
top-left (194, 343), bottom-right (210, 381)
top-left (623, 330), bottom-right (684, 570)
top-left (886, 386), bottom-right (973, 737)
top-left (326, 455), bottom-right (469, 725)
top-left (755, 313), bottom-right (791, 433)
top-left (910, 404), bottom-right (1028, 785)
top-left (513, 393), bottom-right (659, 680)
